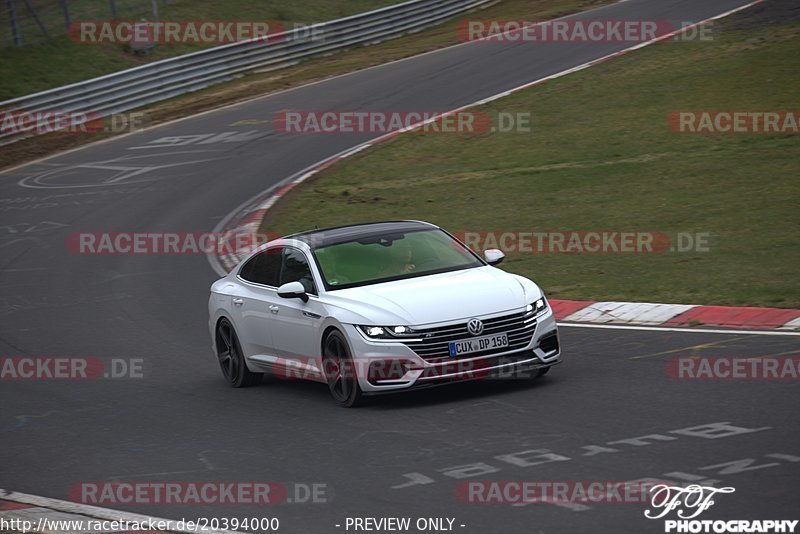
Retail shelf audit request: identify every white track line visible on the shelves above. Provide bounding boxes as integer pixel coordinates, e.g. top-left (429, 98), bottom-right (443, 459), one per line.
top-left (0, 489), bottom-right (232, 534)
top-left (557, 322), bottom-right (800, 337)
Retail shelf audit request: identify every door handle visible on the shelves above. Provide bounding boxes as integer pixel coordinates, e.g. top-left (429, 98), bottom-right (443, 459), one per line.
top-left (232, 297), bottom-right (244, 306)
top-left (269, 305), bottom-right (280, 314)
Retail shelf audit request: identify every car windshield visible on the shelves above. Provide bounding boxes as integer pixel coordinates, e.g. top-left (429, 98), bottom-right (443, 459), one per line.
top-left (312, 228), bottom-right (483, 290)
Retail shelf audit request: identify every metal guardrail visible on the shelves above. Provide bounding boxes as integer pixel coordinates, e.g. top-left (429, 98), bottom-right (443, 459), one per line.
top-left (0, 0), bottom-right (492, 145)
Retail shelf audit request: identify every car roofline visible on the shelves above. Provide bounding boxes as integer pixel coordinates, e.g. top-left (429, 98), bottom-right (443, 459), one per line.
top-left (236, 221), bottom-right (438, 265)
top-left (282, 220), bottom-right (438, 241)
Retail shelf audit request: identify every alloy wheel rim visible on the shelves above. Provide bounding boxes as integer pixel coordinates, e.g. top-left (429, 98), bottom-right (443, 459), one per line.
top-left (216, 322), bottom-right (239, 382)
top-left (324, 337), bottom-right (352, 402)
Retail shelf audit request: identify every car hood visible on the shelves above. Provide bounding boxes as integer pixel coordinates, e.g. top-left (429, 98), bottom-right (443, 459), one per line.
top-left (322, 266), bottom-right (541, 326)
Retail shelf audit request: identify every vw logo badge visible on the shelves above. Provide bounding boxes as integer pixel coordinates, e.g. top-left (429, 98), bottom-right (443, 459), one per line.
top-left (467, 318), bottom-right (484, 336)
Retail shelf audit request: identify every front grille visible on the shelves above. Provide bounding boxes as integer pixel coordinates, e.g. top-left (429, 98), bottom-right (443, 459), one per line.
top-left (403, 310), bottom-right (537, 363)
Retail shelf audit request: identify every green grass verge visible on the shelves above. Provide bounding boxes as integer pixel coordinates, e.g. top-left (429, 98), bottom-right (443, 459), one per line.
top-left (263, 8), bottom-right (800, 308)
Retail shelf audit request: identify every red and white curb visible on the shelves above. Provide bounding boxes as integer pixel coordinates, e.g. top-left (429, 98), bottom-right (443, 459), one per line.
top-left (549, 300), bottom-right (800, 331)
top-left (204, 0), bottom-right (787, 335)
top-left (0, 490), bottom-right (228, 534)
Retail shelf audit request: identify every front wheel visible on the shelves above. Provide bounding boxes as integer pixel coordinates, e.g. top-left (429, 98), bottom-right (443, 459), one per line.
top-left (322, 330), bottom-right (364, 407)
top-left (216, 318), bottom-right (262, 387)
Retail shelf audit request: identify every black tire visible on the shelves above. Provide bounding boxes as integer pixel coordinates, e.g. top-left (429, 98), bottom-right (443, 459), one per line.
top-left (322, 330), bottom-right (364, 407)
top-left (536, 366), bottom-right (551, 378)
top-left (216, 318), bottom-right (262, 388)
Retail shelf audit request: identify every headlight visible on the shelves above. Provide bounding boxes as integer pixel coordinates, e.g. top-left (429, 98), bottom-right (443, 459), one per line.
top-left (526, 297), bottom-right (548, 317)
top-left (357, 325), bottom-right (417, 340)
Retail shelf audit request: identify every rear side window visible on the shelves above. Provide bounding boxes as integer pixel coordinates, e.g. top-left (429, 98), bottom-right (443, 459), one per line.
top-left (239, 248), bottom-right (282, 286)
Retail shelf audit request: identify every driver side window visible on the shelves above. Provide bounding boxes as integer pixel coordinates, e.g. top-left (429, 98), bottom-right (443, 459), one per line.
top-left (280, 247), bottom-right (317, 295)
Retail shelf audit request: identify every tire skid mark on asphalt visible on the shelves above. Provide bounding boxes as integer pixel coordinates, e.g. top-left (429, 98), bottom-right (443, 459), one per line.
top-left (628, 335), bottom-right (756, 360)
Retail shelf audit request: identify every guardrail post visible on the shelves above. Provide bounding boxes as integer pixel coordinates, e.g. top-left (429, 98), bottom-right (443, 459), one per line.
top-left (150, 0), bottom-right (159, 21)
top-left (109, 0), bottom-right (117, 19)
top-left (22, 0), bottom-right (48, 38)
top-left (6, 0), bottom-right (21, 46)
top-left (60, 0), bottom-right (70, 31)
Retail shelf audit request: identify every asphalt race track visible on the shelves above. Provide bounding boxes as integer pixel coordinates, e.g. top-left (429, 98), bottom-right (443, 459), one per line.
top-left (1, 0), bottom-right (797, 533)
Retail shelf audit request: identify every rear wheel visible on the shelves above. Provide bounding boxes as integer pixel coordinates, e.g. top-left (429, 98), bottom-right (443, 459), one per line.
top-left (322, 330), bottom-right (363, 407)
top-left (216, 318), bottom-right (262, 387)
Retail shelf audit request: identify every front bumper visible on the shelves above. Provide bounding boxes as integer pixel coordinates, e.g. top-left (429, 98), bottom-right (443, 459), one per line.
top-left (343, 307), bottom-right (561, 395)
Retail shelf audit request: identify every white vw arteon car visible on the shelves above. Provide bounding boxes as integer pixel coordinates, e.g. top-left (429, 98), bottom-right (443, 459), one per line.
top-left (208, 221), bottom-right (561, 406)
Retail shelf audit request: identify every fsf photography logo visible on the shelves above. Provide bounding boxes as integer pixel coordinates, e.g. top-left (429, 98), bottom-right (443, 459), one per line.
top-left (645, 484), bottom-right (734, 520)
top-left (645, 485), bottom-right (798, 533)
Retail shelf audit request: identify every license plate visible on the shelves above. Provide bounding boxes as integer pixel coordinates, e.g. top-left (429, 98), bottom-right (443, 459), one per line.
top-left (449, 333), bottom-right (509, 357)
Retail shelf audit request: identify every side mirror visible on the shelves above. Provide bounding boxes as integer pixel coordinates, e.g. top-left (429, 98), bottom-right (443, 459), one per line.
top-left (484, 248), bottom-right (505, 266)
top-left (277, 281), bottom-right (308, 302)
